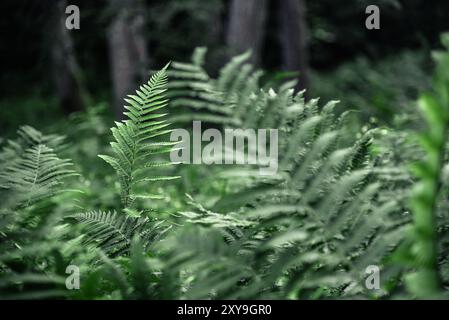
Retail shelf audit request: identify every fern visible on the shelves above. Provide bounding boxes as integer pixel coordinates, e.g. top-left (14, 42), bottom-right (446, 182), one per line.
top-left (167, 48), bottom-right (240, 126)
top-left (0, 127), bottom-right (82, 299)
top-left (0, 126), bottom-right (65, 171)
top-left (72, 66), bottom-right (180, 261)
top-left (99, 64), bottom-right (180, 209)
top-left (0, 132), bottom-right (76, 206)
top-left (73, 211), bottom-right (171, 257)
top-left (162, 49), bottom-right (410, 299)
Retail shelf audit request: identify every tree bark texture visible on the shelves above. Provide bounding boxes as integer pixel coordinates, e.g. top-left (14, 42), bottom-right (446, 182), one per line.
top-left (226, 0), bottom-right (268, 66)
top-left (107, 0), bottom-right (149, 119)
top-left (51, 0), bottom-right (88, 114)
top-left (278, 0), bottom-right (310, 94)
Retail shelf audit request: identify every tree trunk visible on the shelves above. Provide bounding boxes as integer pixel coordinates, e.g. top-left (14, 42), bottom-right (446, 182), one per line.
top-left (209, 3), bottom-right (224, 47)
top-left (107, 0), bottom-right (149, 120)
top-left (51, 0), bottom-right (89, 114)
top-left (278, 0), bottom-right (310, 94)
top-left (226, 0), bottom-right (268, 66)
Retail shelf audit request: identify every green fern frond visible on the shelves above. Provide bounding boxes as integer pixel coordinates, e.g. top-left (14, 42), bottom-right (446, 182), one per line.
top-left (0, 126), bottom-right (65, 170)
top-left (0, 144), bottom-right (77, 206)
top-left (73, 211), bottom-right (171, 257)
top-left (99, 64), bottom-right (179, 208)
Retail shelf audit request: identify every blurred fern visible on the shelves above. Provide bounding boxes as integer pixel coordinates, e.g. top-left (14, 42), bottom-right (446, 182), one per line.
top-left (404, 33), bottom-right (449, 298)
top-left (0, 126), bottom-right (76, 207)
top-left (161, 48), bottom-right (412, 299)
top-left (0, 127), bottom-right (81, 299)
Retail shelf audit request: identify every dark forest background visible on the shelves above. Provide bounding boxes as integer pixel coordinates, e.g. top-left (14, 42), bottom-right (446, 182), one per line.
top-left (1, 0), bottom-right (449, 135)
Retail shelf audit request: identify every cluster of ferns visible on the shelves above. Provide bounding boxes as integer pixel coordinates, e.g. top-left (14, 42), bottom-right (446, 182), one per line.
top-left (1, 35), bottom-right (449, 300)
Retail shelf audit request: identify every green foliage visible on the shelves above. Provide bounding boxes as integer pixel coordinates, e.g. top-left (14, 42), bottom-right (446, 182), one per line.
top-left (0, 127), bottom-right (83, 299)
top-left (2, 37), bottom-right (449, 300)
top-left (311, 51), bottom-right (431, 125)
top-left (404, 34), bottom-right (449, 298)
top-left (163, 48), bottom-right (411, 299)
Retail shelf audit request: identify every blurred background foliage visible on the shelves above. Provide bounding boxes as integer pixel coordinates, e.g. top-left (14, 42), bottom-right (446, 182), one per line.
top-left (1, 0), bottom-right (449, 136)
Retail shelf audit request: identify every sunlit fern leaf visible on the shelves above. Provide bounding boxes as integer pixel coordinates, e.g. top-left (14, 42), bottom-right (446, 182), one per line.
top-left (99, 64), bottom-right (180, 209)
top-left (73, 211), bottom-right (172, 257)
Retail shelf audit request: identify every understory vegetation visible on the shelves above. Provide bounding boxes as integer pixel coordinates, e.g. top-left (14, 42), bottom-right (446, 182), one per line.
top-left (1, 35), bottom-right (449, 300)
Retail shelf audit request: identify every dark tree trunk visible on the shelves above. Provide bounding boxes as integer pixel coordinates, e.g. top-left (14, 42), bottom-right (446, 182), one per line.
top-left (278, 0), bottom-right (310, 95)
top-left (51, 0), bottom-right (88, 115)
top-left (226, 0), bottom-right (268, 66)
top-left (208, 2), bottom-right (224, 45)
top-left (107, 0), bottom-right (149, 120)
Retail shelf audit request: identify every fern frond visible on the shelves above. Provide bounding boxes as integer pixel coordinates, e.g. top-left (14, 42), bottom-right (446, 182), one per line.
top-left (0, 126), bottom-right (65, 170)
top-left (73, 211), bottom-right (171, 257)
top-left (99, 64), bottom-right (179, 208)
top-left (0, 144), bottom-right (77, 206)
